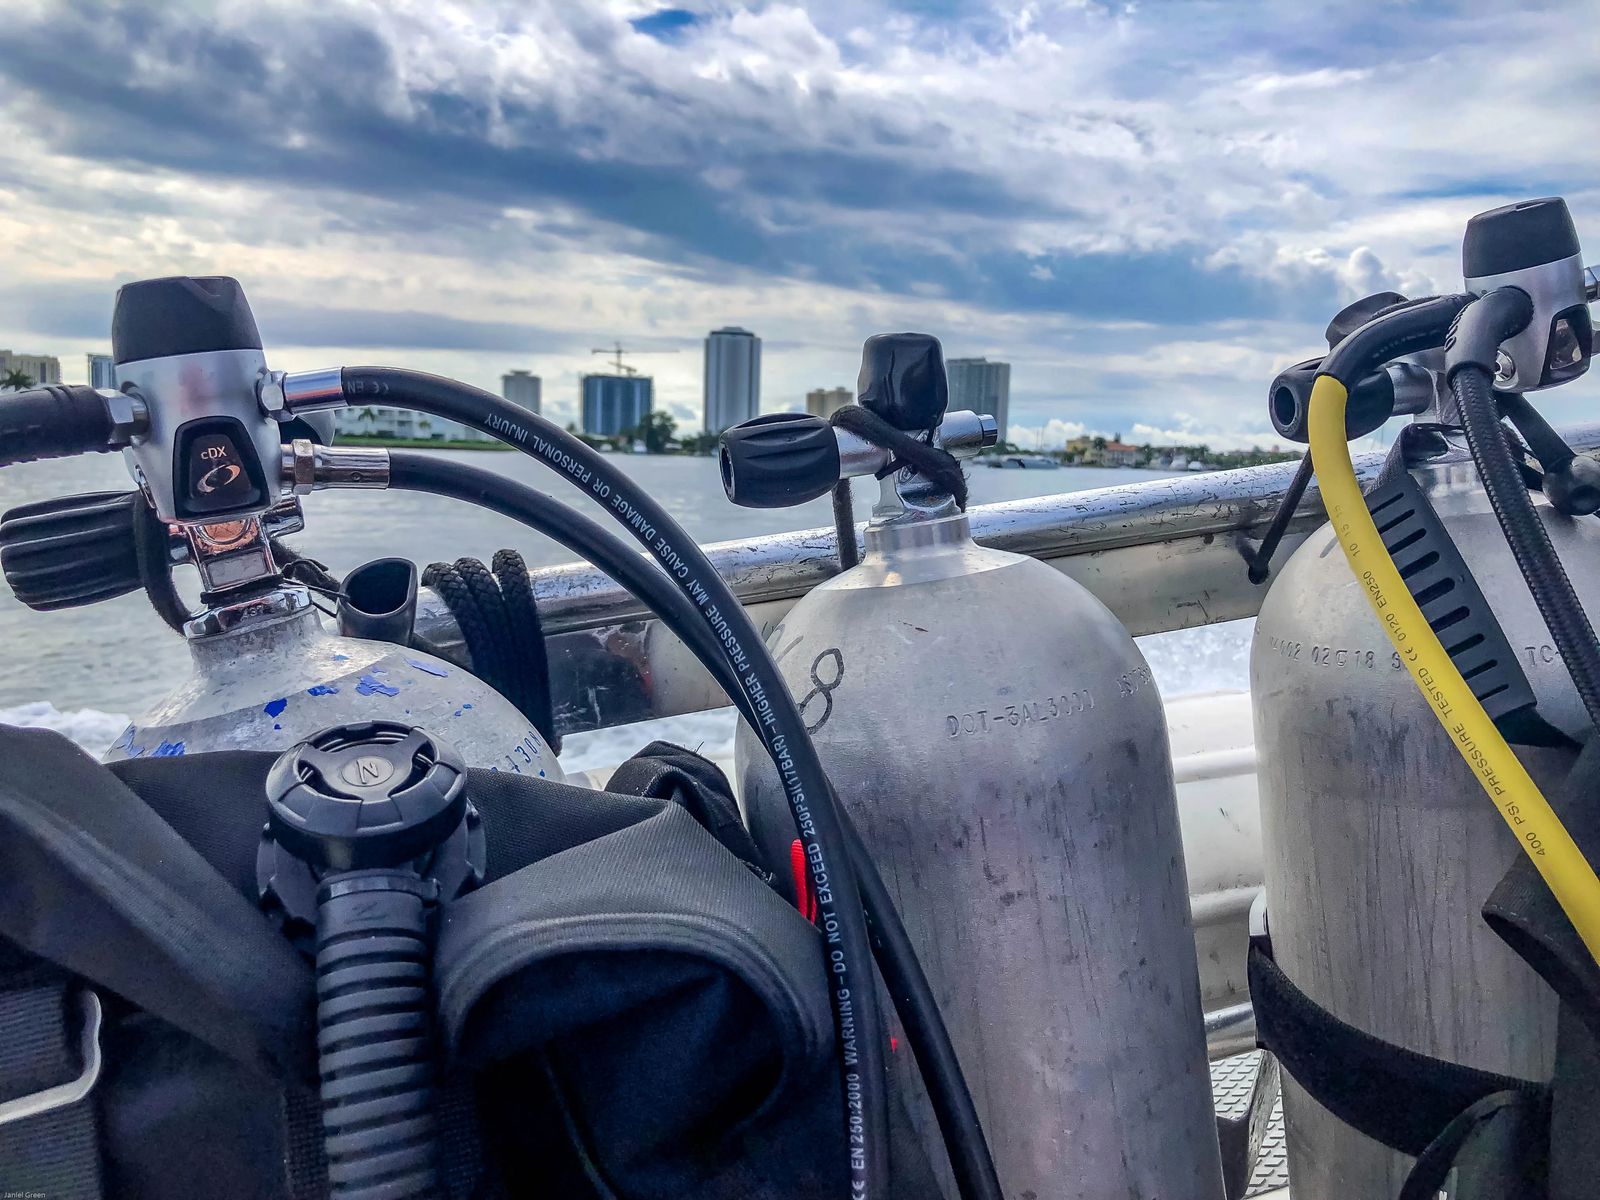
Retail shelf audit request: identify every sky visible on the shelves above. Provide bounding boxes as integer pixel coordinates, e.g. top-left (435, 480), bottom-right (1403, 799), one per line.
top-left (0, 0), bottom-right (1597, 448)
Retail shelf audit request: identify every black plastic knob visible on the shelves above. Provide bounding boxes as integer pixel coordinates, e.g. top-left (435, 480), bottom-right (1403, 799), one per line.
top-left (0, 490), bottom-right (143, 611)
top-left (858, 333), bottom-right (948, 431)
top-left (1268, 358), bottom-right (1401, 443)
top-left (1545, 456), bottom-right (1600, 517)
top-left (1464, 197), bottom-right (1580, 278)
top-left (265, 721), bottom-right (468, 873)
top-left (112, 275), bottom-right (262, 365)
top-left (719, 413), bottom-right (841, 508)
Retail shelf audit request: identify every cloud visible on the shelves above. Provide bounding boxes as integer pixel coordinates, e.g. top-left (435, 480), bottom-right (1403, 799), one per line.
top-left (0, 0), bottom-right (1595, 441)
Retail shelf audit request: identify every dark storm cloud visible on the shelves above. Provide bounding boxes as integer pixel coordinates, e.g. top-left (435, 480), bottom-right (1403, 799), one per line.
top-left (0, 278), bottom-right (571, 353)
top-left (0, 1), bottom-right (1312, 324)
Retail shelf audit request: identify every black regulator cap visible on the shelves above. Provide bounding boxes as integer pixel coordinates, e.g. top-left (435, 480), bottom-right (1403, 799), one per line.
top-left (265, 721), bottom-right (468, 873)
top-left (857, 333), bottom-right (948, 431)
top-left (1463, 197), bottom-right (1581, 278)
top-left (719, 413), bottom-right (841, 508)
top-left (112, 275), bottom-right (263, 365)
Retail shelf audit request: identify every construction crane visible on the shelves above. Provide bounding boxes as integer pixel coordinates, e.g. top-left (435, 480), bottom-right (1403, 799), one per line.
top-left (590, 341), bottom-right (679, 377)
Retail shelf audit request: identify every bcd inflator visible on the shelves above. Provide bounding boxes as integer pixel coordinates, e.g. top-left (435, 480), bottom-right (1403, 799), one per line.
top-left (259, 720), bottom-right (482, 1199)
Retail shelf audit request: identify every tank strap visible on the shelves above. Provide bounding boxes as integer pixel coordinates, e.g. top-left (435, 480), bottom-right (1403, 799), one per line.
top-left (1248, 940), bottom-right (1546, 1157)
top-left (0, 962), bottom-right (103, 1200)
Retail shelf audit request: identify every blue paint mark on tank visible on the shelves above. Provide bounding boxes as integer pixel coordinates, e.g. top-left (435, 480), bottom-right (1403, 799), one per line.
top-left (264, 698), bottom-right (288, 718)
top-left (274, 724), bottom-right (282, 731)
top-left (356, 674), bottom-right (401, 697)
top-left (112, 725), bottom-right (136, 751)
top-left (332, 654), bottom-right (349, 662)
top-left (406, 658), bottom-right (449, 678)
top-left (453, 709), bottom-right (463, 718)
top-left (151, 740), bottom-right (186, 757)
top-left (462, 703), bottom-right (473, 710)
top-left (307, 684), bottom-right (339, 697)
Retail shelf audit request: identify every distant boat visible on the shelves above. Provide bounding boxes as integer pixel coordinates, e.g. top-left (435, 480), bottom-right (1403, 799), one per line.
top-left (992, 454), bottom-right (1060, 470)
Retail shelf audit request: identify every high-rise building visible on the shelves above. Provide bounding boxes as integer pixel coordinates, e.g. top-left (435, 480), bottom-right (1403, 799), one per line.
top-left (87, 353), bottom-right (117, 389)
top-left (703, 327), bottom-right (761, 433)
top-left (501, 370), bottom-right (541, 414)
top-left (946, 357), bottom-right (1011, 435)
top-left (806, 387), bottom-right (852, 418)
top-left (0, 350), bottom-right (61, 387)
top-left (582, 374), bottom-right (653, 437)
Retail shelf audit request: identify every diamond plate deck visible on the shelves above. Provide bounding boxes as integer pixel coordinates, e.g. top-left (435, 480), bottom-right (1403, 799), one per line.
top-left (1210, 1049), bottom-right (1290, 1197)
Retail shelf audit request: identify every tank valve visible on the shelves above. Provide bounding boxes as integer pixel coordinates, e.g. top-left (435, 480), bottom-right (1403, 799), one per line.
top-left (719, 408), bottom-right (997, 508)
top-left (258, 720), bottom-right (484, 1200)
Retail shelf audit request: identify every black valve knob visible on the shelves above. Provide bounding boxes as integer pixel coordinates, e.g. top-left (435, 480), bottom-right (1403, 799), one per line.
top-left (719, 413), bottom-right (842, 508)
top-left (0, 491), bottom-right (143, 611)
top-left (1268, 358), bottom-right (1405, 443)
top-left (858, 332), bottom-right (948, 432)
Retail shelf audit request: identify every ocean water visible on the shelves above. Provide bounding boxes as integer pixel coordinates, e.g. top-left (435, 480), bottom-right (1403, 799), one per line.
top-left (0, 450), bottom-right (1253, 767)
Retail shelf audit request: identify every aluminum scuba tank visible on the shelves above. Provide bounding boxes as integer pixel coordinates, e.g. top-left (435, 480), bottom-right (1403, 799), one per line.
top-left (1251, 197), bottom-right (1599, 1197)
top-left (731, 334), bottom-right (1224, 1200)
top-left (1251, 441), bottom-right (1599, 1196)
top-left (103, 584), bottom-right (563, 778)
top-left (83, 274), bottom-right (561, 777)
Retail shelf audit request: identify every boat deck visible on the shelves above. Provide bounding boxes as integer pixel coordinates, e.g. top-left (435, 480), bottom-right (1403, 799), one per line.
top-left (1212, 1049), bottom-right (1290, 1198)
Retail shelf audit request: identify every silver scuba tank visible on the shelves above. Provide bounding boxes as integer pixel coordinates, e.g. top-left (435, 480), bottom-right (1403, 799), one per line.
top-left (1251, 439), bottom-right (1599, 1196)
top-left (734, 337), bottom-right (1224, 1200)
top-left (87, 275), bottom-right (561, 778)
top-left (104, 584), bottom-right (563, 779)
top-left (1252, 197), bottom-right (1600, 1197)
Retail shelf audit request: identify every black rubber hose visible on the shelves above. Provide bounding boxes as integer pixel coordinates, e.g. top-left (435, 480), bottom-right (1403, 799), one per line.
top-left (1454, 364), bottom-right (1600, 733)
top-left (385, 451), bottom-right (1004, 1200)
top-left (360, 381), bottom-right (890, 1200)
top-left (831, 481), bottom-right (860, 571)
top-left (315, 879), bottom-right (439, 1200)
top-left (0, 384), bottom-right (116, 467)
top-left (1321, 293), bottom-right (1473, 387)
top-left (1244, 454), bottom-right (1315, 584)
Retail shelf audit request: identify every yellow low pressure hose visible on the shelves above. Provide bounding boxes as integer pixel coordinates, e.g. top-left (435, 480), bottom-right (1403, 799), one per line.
top-left (1307, 372), bottom-right (1600, 969)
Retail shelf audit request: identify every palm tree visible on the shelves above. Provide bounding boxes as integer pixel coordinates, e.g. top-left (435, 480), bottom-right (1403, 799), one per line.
top-left (1, 369), bottom-right (35, 392)
top-left (1091, 435), bottom-right (1108, 452)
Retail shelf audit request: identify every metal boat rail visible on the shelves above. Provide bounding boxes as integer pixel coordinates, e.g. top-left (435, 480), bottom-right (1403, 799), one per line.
top-left (410, 424), bottom-right (1600, 737)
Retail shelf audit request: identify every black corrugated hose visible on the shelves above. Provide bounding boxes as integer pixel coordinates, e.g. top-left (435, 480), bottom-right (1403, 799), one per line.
top-left (314, 878), bottom-right (438, 1199)
top-left (1450, 288), bottom-right (1600, 734)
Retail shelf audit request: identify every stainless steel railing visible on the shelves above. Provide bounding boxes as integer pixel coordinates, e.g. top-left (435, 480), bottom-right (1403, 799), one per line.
top-left (412, 423), bottom-right (1600, 736)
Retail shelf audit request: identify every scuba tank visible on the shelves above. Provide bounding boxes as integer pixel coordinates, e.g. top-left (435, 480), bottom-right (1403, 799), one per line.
top-left (0, 275), bottom-right (560, 777)
top-left (1250, 197), bottom-right (1600, 1196)
top-left (104, 588), bottom-right (558, 775)
top-left (723, 334), bottom-right (1225, 1200)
